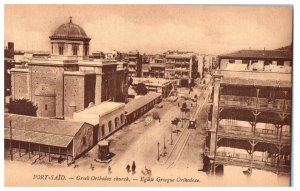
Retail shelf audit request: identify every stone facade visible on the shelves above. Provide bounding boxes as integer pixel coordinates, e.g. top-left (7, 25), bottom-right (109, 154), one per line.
top-left (10, 18), bottom-right (128, 119)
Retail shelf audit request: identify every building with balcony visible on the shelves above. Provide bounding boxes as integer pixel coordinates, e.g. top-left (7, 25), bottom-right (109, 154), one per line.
top-left (131, 77), bottom-right (176, 98)
top-left (164, 51), bottom-right (198, 87)
top-left (126, 50), bottom-right (142, 77)
top-left (207, 68), bottom-right (291, 175)
top-left (207, 46), bottom-right (292, 175)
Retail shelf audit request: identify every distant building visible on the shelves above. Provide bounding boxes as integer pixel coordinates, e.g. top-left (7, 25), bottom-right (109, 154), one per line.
top-left (131, 77), bottom-right (176, 98)
top-left (10, 17), bottom-right (128, 119)
top-left (126, 50), bottom-right (142, 77)
top-left (125, 92), bottom-right (162, 124)
top-left (4, 42), bottom-right (14, 59)
top-left (164, 51), bottom-right (198, 87)
top-left (218, 49), bottom-right (292, 73)
top-left (148, 54), bottom-right (166, 78)
top-left (4, 42), bottom-right (15, 97)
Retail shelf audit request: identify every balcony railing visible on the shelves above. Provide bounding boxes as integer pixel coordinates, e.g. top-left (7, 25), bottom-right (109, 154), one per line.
top-left (219, 95), bottom-right (291, 112)
top-left (215, 154), bottom-right (290, 173)
top-left (218, 125), bottom-right (291, 144)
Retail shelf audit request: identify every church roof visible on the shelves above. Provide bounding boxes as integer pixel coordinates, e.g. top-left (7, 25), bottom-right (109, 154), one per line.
top-left (49, 17), bottom-right (91, 41)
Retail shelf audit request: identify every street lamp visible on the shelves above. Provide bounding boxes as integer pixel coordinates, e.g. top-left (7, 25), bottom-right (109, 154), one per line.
top-left (157, 142), bottom-right (160, 161)
top-left (163, 136), bottom-right (167, 156)
top-left (170, 126), bottom-right (173, 145)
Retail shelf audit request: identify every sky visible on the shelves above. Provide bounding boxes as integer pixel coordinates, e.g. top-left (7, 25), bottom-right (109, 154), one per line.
top-left (4, 5), bottom-right (293, 55)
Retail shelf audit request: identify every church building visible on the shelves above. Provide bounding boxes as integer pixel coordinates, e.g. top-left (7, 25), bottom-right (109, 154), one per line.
top-left (10, 17), bottom-right (128, 119)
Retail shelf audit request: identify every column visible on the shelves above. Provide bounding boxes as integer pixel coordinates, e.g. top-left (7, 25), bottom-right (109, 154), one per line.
top-left (209, 75), bottom-right (222, 155)
top-left (94, 67), bottom-right (102, 105)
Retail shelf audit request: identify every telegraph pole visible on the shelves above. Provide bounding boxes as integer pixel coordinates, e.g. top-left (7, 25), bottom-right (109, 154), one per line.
top-left (170, 126), bottom-right (173, 145)
top-left (10, 120), bottom-right (13, 161)
top-left (157, 142), bottom-right (160, 161)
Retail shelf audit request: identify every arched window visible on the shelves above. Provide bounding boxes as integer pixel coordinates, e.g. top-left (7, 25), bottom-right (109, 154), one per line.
top-left (120, 114), bottom-right (124, 124)
top-left (101, 124), bottom-right (105, 137)
top-left (115, 117), bottom-right (119, 129)
top-left (108, 121), bottom-right (112, 133)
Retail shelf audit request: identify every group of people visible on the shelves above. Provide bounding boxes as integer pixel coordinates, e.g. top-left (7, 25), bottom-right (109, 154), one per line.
top-left (126, 161), bottom-right (136, 174)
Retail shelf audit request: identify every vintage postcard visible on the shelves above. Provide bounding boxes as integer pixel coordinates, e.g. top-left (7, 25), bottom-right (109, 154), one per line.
top-left (4, 4), bottom-right (292, 186)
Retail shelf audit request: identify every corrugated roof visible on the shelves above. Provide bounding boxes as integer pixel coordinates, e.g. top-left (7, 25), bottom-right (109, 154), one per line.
top-left (4, 128), bottom-right (73, 148)
top-left (125, 92), bottom-right (161, 115)
top-left (220, 77), bottom-right (292, 88)
top-left (219, 50), bottom-right (292, 60)
top-left (4, 114), bottom-right (86, 137)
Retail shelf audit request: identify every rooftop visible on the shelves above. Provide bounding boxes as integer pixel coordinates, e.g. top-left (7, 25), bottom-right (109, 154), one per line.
top-left (73, 102), bottom-right (125, 125)
top-left (49, 17), bottom-right (91, 41)
top-left (215, 69), bottom-right (291, 82)
top-left (4, 114), bottom-right (89, 147)
top-left (219, 49), bottom-right (292, 60)
top-left (220, 77), bottom-right (291, 88)
top-left (150, 63), bottom-right (166, 68)
top-left (132, 77), bottom-right (174, 86)
top-left (166, 54), bottom-right (193, 59)
top-left (125, 92), bottom-right (161, 115)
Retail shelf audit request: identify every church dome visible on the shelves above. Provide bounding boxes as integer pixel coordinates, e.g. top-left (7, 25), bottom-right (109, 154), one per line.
top-left (49, 17), bottom-right (91, 41)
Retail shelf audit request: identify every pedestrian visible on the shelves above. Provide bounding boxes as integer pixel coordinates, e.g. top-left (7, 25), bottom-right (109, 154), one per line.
top-left (90, 163), bottom-right (94, 171)
top-left (126, 164), bottom-right (130, 173)
top-left (132, 161), bottom-right (136, 174)
top-left (108, 165), bottom-right (112, 174)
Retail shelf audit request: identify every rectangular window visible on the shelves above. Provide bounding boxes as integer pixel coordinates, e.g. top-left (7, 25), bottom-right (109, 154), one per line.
top-left (277, 60), bottom-right (284, 66)
top-left (228, 59), bottom-right (235, 64)
top-left (242, 60), bottom-right (249, 64)
top-left (45, 104), bottom-right (47, 111)
top-left (72, 45), bottom-right (78, 56)
top-left (59, 45), bottom-right (64, 55)
top-left (83, 136), bottom-right (87, 146)
top-left (84, 45), bottom-right (89, 56)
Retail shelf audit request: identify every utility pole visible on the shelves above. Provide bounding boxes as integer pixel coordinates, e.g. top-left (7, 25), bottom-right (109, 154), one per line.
top-left (10, 120), bottom-right (13, 161)
top-left (170, 126), bottom-right (173, 145)
top-left (157, 142), bottom-right (160, 161)
top-left (163, 136), bottom-right (167, 156)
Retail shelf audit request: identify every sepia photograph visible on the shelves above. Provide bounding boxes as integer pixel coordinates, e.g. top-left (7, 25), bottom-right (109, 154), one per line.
top-left (3, 3), bottom-right (293, 187)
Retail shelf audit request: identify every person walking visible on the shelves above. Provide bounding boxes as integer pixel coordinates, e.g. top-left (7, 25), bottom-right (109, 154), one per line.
top-left (108, 166), bottom-right (112, 174)
top-left (126, 164), bottom-right (130, 173)
top-left (132, 161), bottom-right (136, 174)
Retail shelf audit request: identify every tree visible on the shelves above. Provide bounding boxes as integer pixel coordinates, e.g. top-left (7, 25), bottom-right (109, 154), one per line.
top-left (194, 94), bottom-right (198, 106)
top-left (171, 118), bottom-right (180, 135)
top-left (152, 112), bottom-right (160, 122)
top-left (7, 99), bottom-right (37, 116)
top-left (135, 83), bottom-right (148, 95)
top-left (181, 102), bottom-right (187, 110)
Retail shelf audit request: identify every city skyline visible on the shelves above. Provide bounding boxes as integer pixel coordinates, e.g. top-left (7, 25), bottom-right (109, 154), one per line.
top-left (5, 5), bottom-right (293, 55)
